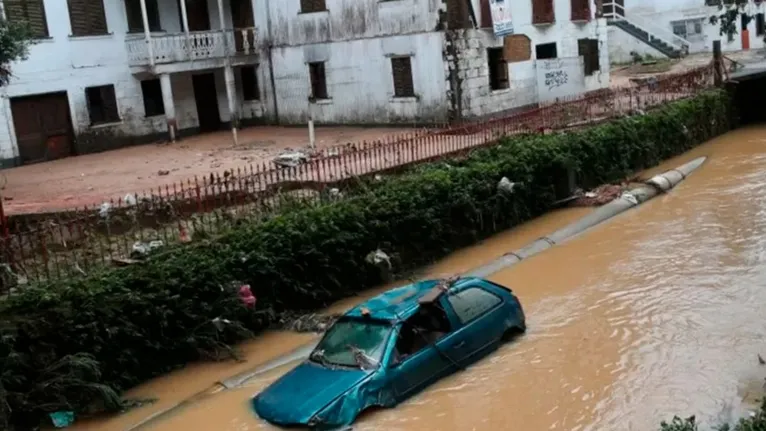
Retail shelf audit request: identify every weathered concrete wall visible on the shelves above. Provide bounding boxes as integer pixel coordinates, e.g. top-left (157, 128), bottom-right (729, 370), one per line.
top-left (265, 32), bottom-right (450, 125)
top-left (607, 26), bottom-right (668, 64)
top-left (622, 0), bottom-right (766, 54)
top-left (454, 18), bottom-right (609, 119)
top-left (0, 0), bottom-right (256, 166)
top-left (260, 0), bottom-right (442, 47)
top-left (536, 57), bottom-right (586, 102)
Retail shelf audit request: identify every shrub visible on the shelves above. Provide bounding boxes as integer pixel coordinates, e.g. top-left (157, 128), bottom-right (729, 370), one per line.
top-left (0, 90), bottom-right (733, 428)
top-left (660, 399), bottom-right (766, 430)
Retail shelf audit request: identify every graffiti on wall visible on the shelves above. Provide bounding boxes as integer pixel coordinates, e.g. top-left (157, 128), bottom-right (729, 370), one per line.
top-left (545, 70), bottom-right (568, 90)
top-left (536, 58), bottom-right (586, 102)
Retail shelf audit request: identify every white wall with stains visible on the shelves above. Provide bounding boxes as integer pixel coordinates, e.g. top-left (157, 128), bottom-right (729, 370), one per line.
top-left (254, 0), bottom-right (609, 124)
top-left (621, 0), bottom-right (766, 54)
top-left (261, 0), bottom-right (443, 47)
top-left (455, 2), bottom-right (610, 119)
top-left (266, 32), bottom-right (450, 125)
top-left (0, 0), bottom-right (252, 166)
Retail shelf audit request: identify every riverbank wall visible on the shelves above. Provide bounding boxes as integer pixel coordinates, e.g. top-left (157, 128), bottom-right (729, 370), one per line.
top-left (0, 90), bottom-right (734, 428)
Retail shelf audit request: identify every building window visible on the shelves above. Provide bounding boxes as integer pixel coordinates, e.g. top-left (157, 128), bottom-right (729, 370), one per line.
top-left (757, 13), bottom-right (765, 36)
top-left (141, 79), bottom-right (165, 117)
top-left (487, 48), bottom-right (509, 90)
top-left (4, 0), bottom-right (49, 38)
top-left (532, 0), bottom-right (555, 24)
top-left (535, 42), bottom-right (558, 59)
top-left (308, 62), bottom-right (328, 100)
top-left (300, 0), bottom-right (326, 13)
top-left (240, 66), bottom-right (260, 101)
top-left (67, 0), bottom-right (108, 36)
top-left (391, 56), bottom-right (415, 98)
top-left (577, 38), bottom-right (600, 76)
top-left (85, 85), bottom-right (120, 125)
top-left (570, 0), bottom-right (590, 21)
top-left (671, 18), bottom-right (704, 39)
top-left (125, 0), bottom-right (162, 32)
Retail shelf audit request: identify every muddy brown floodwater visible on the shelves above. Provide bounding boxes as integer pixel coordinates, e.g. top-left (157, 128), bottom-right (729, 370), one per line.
top-left (70, 126), bottom-right (766, 431)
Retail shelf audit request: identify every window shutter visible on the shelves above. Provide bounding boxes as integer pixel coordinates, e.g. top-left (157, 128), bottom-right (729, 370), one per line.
top-left (100, 85), bottom-right (119, 122)
top-left (571, 0), bottom-right (590, 21)
top-left (5, 0), bottom-right (49, 38)
top-left (87, 0), bottom-right (109, 35)
top-left (391, 57), bottom-right (414, 97)
top-left (68, 0), bottom-right (108, 36)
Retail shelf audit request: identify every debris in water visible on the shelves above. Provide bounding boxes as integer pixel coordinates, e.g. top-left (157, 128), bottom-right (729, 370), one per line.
top-left (131, 240), bottom-right (165, 257)
top-left (211, 316), bottom-right (233, 331)
top-left (238, 284), bottom-right (257, 308)
top-left (758, 354), bottom-right (765, 365)
top-left (365, 249), bottom-right (392, 270)
top-left (50, 411), bottom-right (74, 428)
top-left (273, 312), bottom-right (341, 333)
top-left (157, 169), bottom-right (170, 176)
top-left (621, 191), bottom-right (638, 205)
top-left (124, 194), bottom-right (137, 206)
top-left (497, 177), bottom-right (520, 194)
top-left (571, 184), bottom-right (625, 207)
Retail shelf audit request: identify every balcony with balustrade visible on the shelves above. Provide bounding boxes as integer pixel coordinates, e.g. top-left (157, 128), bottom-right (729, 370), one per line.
top-left (125, 0), bottom-right (259, 74)
top-left (126, 27), bottom-right (258, 72)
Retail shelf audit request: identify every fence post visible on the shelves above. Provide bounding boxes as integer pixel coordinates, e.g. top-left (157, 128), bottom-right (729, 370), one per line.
top-left (713, 40), bottom-right (723, 86)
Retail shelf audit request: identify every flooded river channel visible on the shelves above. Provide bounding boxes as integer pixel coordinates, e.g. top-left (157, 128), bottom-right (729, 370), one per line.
top-left (72, 126), bottom-right (766, 431)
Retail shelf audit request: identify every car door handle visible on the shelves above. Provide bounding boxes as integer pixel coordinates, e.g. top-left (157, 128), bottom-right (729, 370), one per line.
top-left (453, 341), bottom-right (466, 349)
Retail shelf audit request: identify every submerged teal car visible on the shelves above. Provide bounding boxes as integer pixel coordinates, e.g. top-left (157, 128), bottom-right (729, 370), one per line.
top-left (252, 277), bottom-right (526, 429)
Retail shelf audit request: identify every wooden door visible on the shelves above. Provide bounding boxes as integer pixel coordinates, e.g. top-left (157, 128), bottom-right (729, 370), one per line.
top-left (10, 92), bottom-right (74, 165)
top-left (191, 73), bottom-right (221, 132)
top-left (231, 0), bottom-right (255, 53)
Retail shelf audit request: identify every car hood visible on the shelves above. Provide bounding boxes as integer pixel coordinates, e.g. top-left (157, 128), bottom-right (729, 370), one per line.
top-left (253, 361), bottom-right (373, 425)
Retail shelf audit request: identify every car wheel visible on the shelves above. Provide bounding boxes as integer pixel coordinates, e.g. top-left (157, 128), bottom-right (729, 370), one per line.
top-left (502, 324), bottom-right (525, 341)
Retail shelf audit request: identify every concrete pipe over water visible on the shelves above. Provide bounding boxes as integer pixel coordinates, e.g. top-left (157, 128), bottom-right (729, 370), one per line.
top-left (468, 156), bottom-right (707, 278)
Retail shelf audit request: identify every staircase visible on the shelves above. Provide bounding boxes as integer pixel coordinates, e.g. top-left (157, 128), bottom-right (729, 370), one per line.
top-left (603, 1), bottom-right (690, 59)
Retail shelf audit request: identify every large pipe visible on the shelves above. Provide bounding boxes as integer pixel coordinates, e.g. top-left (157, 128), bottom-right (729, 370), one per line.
top-left (126, 157), bottom-right (707, 429)
top-left (468, 156), bottom-right (706, 278)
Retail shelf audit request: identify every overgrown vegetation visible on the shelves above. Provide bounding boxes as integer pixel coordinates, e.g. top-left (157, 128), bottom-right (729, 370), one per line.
top-left (707, 0), bottom-right (757, 43)
top-left (660, 399), bottom-right (766, 430)
top-left (0, 19), bottom-right (35, 86)
top-left (0, 91), bottom-right (734, 429)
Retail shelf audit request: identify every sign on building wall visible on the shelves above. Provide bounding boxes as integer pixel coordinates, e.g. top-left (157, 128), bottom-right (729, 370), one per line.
top-left (490, 0), bottom-right (514, 37)
top-left (536, 58), bottom-right (586, 103)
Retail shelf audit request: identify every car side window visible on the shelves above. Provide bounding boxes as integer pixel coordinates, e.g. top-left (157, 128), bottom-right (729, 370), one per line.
top-left (391, 304), bottom-right (452, 365)
top-left (446, 287), bottom-right (502, 324)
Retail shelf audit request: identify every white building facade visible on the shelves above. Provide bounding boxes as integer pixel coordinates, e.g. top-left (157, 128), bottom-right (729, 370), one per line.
top-left (605, 0), bottom-right (766, 63)
top-left (0, 0), bottom-right (609, 167)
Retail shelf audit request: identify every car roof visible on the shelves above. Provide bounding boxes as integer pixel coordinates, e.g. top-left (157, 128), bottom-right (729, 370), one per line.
top-left (344, 277), bottom-right (485, 322)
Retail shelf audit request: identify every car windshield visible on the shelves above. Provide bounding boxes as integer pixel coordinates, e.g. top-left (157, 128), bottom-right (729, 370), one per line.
top-left (310, 318), bottom-right (392, 369)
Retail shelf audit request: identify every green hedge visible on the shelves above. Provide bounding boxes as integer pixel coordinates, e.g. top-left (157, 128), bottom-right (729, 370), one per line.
top-left (0, 90), bottom-right (733, 428)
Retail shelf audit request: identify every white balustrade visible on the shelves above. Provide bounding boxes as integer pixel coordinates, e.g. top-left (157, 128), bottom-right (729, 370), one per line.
top-left (126, 27), bottom-right (258, 67)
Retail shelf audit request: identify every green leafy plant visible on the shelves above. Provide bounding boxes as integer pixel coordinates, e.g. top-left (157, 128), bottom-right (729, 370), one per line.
top-left (660, 399), bottom-right (766, 430)
top-left (0, 19), bottom-right (36, 86)
top-left (0, 91), bottom-right (734, 429)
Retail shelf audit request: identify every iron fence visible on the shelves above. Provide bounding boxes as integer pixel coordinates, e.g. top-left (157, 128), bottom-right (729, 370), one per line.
top-left (0, 64), bottom-right (715, 288)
